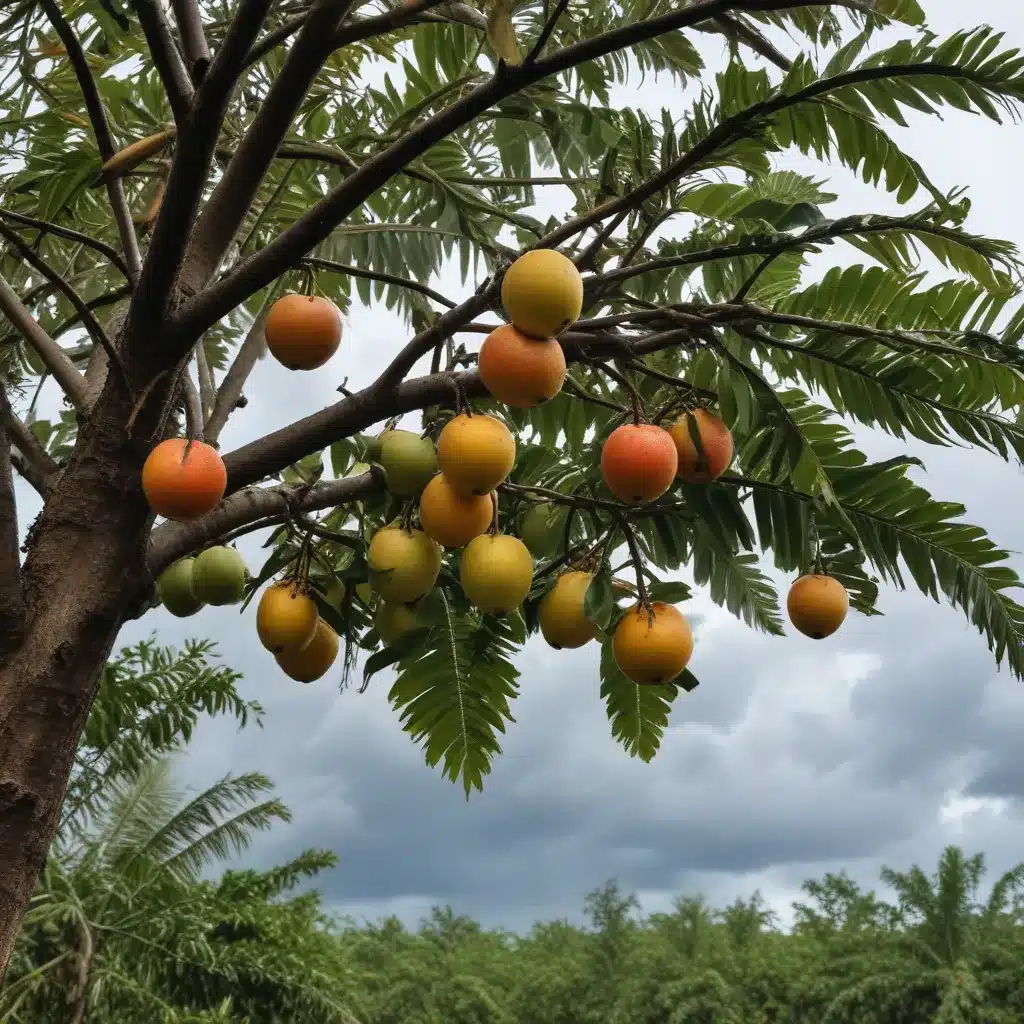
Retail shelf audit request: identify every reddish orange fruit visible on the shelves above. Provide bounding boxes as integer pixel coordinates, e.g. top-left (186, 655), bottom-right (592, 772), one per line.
top-left (264, 293), bottom-right (342, 370)
top-left (612, 602), bottom-right (693, 685)
top-left (142, 438), bottom-right (227, 521)
top-left (477, 324), bottom-right (566, 408)
top-left (600, 424), bottom-right (678, 504)
top-left (669, 409), bottom-right (734, 483)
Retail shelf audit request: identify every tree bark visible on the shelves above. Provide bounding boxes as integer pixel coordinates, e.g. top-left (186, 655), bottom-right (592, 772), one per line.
top-left (0, 374), bottom-right (159, 979)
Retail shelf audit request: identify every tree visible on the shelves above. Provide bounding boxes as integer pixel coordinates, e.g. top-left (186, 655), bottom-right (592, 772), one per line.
top-left (1, 0), bottom-right (1024, 973)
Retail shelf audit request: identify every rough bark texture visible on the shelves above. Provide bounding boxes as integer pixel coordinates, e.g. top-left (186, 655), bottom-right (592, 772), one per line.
top-left (0, 373), bottom-right (159, 976)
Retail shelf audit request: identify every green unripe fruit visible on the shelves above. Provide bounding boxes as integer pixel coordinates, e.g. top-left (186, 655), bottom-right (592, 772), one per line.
top-left (191, 546), bottom-right (248, 606)
top-left (380, 429), bottom-right (437, 496)
top-left (375, 601), bottom-right (422, 644)
top-left (518, 503), bottom-right (567, 559)
top-left (158, 557), bottom-right (204, 617)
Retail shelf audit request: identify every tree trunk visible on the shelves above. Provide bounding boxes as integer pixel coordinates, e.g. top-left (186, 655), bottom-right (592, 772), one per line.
top-left (0, 374), bottom-right (159, 979)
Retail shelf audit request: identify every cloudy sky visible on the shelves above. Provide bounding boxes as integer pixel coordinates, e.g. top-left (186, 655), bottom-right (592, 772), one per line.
top-left (17, 0), bottom-right (1024, 933)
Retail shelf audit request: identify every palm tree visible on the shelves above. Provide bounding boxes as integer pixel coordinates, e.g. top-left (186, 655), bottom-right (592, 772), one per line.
top-left (820, 846), bottom-right (1024, 1024)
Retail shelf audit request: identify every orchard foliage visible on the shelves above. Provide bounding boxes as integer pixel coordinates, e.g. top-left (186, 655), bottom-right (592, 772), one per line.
top-left (1, 0), bottom-right (1024, 801)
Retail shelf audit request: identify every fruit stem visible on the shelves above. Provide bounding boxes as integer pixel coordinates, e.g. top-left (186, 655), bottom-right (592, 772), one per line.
top-left (616, 515), bottom-right (651, 615)
top-left (488, 492), bottom-right (500, 536)
top-left (589, 358), bottom-right (645, 425)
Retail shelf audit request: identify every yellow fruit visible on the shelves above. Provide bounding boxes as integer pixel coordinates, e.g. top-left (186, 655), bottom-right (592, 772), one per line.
top-left (437, 413), bottom-right (516, 496)
top-left (275, 618), bottom-right (339, 682)
top-left (787, 573), bottom-right (849, 639)
top-left (419, 473), bottom-right (494, 548)
top-left (460, 534), bottom-right (533, 614)
top-left (375, 601), bottom-right (422, 644)
top-left (539, 571), bottom-right (599, 650)
top-left (500, 249), bottom-right (584, 339)
top-left (612, 602), bottom-right (693, 685)
top-left (256, 581), bottom-right (319, 654)
top-left (367, 526), bottom-right (442, 603)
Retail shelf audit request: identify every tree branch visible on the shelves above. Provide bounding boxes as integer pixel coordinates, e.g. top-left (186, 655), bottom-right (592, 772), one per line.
top-left (130, 0), bottom-right (195, 126)
top-left (0, 209), bottom-right (131, 281)
top-left (127, 0), bottom-right (275, 371)
top-left (147, 472), bottom-right (382, 575)
top-left (0, 275), bottom-right (89, 412)
top-left (0, 407), bottom-right (58, 496)
top-left (37, 0), bottom-right (143, 284)
top-left (194, 341), bottom-right (215, 423)
top-left (304, 256), bottom-right (456, 309)
top-left (204, 309), bottom-right (271, 447)
top-left (0, 386), bottom-right (24, 658)
top-left (0, 221), bottom-right (128, 392)
top-left (175, 0), bottom-right (842, 342)
top-left (171, 0), bottom-right (210, 84)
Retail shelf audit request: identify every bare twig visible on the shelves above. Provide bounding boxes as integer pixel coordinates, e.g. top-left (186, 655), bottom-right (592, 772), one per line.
top-left (194, 341), bottom-right (215, 424)
top-left (0, 386), bottom-right (24, 657)
top-left (0, 404), bottom-right (57, 496)
top-left (0, 209), bottom-right (131, 281)
top-left (524, 0), bottom-right (570, 65)
top-left (304, 256), bottom-right (456, 309)
top-left (0, 275), bottom-right (89, 412)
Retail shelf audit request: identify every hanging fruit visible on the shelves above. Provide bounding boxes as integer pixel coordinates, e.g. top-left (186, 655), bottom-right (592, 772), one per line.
top-left (460, 534), bottom-right (534, 614)
top-left (669, 408), bottom-right (734, 483)
top-left (157, 557), bottom-right (204, 618)
top-left (600, 423), bottom-right (678, 504)
top-left (437, 413), bottom-right (516, 496)
top-left (500, 249), bottom-right (583, 338)
top-left (539, 571), bottom-right (599, 650)
top-left (142, 438), bottom-right (227, 522)
top-left (275, 619), bottom-right (339, 682)
top-left (477, 324), bottom-right (567, 408)
top-left (787, 573), bottom-right (849, 639)
top-left (367, 526), bottom-right (442, 603)
top-left (264, 293), bottom-right (342, 370)
top-left (419, 473), bottom-right (494, 549)
top-left (518, 502), bottom-right (568, 559)
top-left (378, 428), bottom-right (438, 496)
top-left (375, 601), bottom-right (423, 644)
top-left (191, 545), bottom-right (248, 606)
top-left (612, 602), bottom-right (693, 685)
top-left (256, 581), bottom-right (319, 654)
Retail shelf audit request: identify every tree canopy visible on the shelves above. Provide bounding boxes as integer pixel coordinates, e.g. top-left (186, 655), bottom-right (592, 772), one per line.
top-left (1, 0), bottom-right (1024, 975)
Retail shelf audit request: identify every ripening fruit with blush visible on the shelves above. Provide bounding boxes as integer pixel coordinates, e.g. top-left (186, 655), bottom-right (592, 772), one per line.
top-left (157, 557), bottom-right (204, 618)
top-left (501, 249), bottom-right (584, 338)
top-left (539, 571), bottom-right (599, 650)
top-left (669, 409), bottom-right (734, 483)
top-left (375, 601), bottom-right (423, 645)
top-left (379, 429), bottom-right (437, 496)
top-left (419, 473), bottom-right (493, 548)
top-left (275, 618), bottom-right (339, 682)
top-left (142, 438), bottom-right (227, 522)
top-left (460, 534), bottom-right (534, 614)
top-left (264, 293), bottom-right (342, 370)
top-left (191, 545), bottom-right (247, 606)
top-left (612, 602), bottom-right (693, 685)
top-left (256, 581), bottom-right (319, 654)
top-left (478, 324), bottom-right (566, 408)
top-left (437, 413), bottom-right (516, 496)
top-left (367, 526), bottom-right (442, 603)
top-left (787, 573), bottom-right (849, 639)
top-left (600, 424), bottom-right (678, 504)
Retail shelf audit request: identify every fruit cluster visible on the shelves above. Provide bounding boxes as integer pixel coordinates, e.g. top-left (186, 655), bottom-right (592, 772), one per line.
top-left (142, 250), bottom-right (851, 691)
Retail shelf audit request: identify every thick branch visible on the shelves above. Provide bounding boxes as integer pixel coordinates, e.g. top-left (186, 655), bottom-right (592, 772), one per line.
top-left (127, 0), bottom-right (275, 371)
top-left (0, 275), bottom-right (89, 412)
top-left (0, 387), bottom-right (24, 657)
top-left (171, 0), bottom-right (210, 83)
top-left (1, 408), bottom-right (58, 496)
top-left (175, 0), bottom-right (841, 341)
top-left (147, 472), bottom-right (382, 575)
top-left (131, 0), bottom-right (195, 125)
top-left (37, 0), bottom-right (143, 283)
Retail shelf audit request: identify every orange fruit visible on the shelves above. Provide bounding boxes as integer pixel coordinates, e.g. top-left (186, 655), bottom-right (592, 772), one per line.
top-left (477, 324), bottom-right (566, 408)
top-left (539, 571), bottom-right (599, 650)
top-left (256, 581), bottom-right (319, 654)
top-left (419, 473), bottom-right (494, 548)
top-left (437, 413), bottom-right (516, 496)
top-left (600, 424), bottom-right (678, 504)
top-left (612, 602), bottom-right (693, 685)
top-left (669, 409), bottom-right (734, 483)
top-left (275, 618), bottom-right (339, 682)
top-left (264, 293), bottom-right (342, 371)
top-left (787, 574), bottom-right (849, 639)
top-left (142, 438), bottom-right (227, 521)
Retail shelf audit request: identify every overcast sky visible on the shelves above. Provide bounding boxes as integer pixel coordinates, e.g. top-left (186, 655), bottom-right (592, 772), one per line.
top-left (15, 0), bottom-right (1024, 933)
